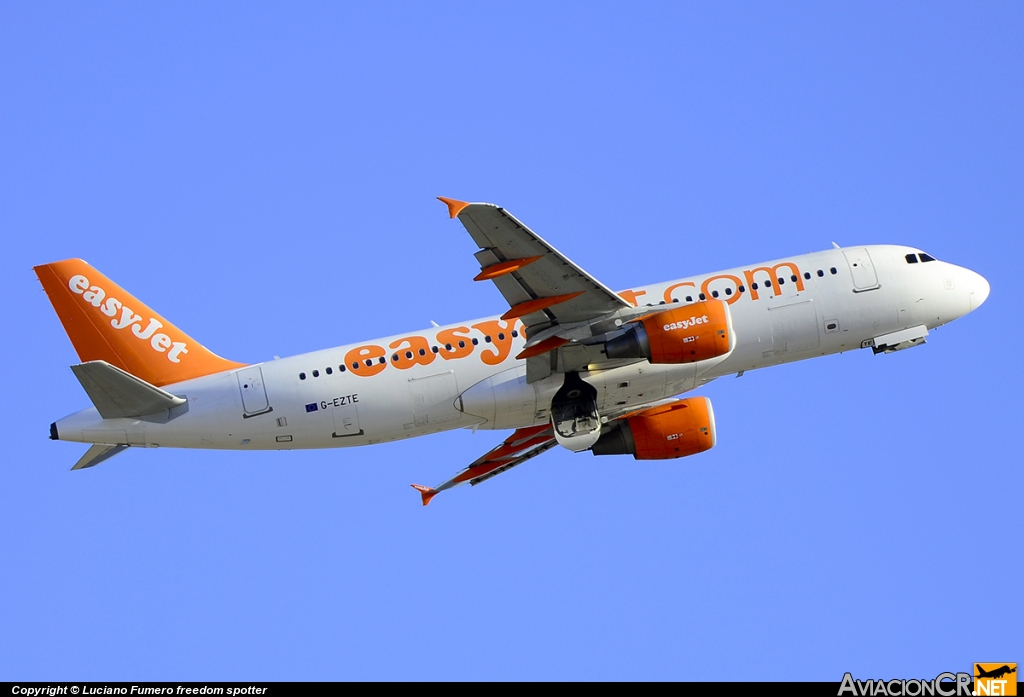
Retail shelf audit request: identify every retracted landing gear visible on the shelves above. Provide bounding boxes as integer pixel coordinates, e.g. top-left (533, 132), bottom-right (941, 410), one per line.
top-left (550, 372), bottom-right (602, 452)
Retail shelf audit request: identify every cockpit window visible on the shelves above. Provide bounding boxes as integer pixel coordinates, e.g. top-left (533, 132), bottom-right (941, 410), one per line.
top-left (905, 254), bottom-right (919, 264)
top-left (919, 253), bottom-right (936, 262)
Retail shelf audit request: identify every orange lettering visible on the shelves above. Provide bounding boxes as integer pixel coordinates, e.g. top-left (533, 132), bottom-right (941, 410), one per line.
top-left (619, 289), bottom-right (647, 307)
top-left (473, 319), bottom-right (516, 366)
top-left (662, 281), bottom-right (696, 303)
top-left (435, 327), bottom-right (474, 360)
top-left (344, 345), bottom-right (387, 377)
top-left (743, 263), bottom-right (804, 300)
top-left (700, 274), bottom-right (743, 305)
top-left (388, 335), bottom-right (436, 370)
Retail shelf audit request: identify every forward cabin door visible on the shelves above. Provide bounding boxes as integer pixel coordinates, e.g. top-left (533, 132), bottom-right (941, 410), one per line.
top-left (237, 366), bottom-right (272, 417)
top-left (842, 248), bottom-right (880, 292)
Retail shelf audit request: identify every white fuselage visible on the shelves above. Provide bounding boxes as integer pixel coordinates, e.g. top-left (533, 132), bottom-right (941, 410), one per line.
top-left (53, 245), bottom-right (989, 451)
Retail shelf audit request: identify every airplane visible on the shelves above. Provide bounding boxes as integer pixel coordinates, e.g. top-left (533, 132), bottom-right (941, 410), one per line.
top-left (36, 197), bottom-right (990, 505)
top-left (976, 665), bottom-right (1016, 680)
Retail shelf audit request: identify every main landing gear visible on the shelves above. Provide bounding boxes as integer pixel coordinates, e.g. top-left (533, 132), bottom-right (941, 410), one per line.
top-left (550, 372), bottom-right (602, 452)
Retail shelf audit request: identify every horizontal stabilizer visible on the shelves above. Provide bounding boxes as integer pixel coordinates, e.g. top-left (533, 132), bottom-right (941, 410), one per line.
top-left (71, 360), bottom-right (186, 419)
top-left (72, 444), bottom-right (128, 470)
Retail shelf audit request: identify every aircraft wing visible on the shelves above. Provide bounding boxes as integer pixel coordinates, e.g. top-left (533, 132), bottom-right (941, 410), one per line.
top-left (411, 424), bottom-right (556, 506)
top-left (440, 198), bottom-right (631, 327)
top-left (440, 198), bottom-right (641, 381)
top-left (410, 397), bottom-right (699, 505)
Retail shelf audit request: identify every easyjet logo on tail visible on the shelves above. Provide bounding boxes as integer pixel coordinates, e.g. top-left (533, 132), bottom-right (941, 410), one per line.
top-left (67, 274), bottom-right (189, 363)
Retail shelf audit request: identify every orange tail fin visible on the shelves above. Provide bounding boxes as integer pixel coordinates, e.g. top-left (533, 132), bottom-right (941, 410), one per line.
top-left (411, 484), bottom-right (437, 506)
top-left (35, 259), bottom-right (246, 387)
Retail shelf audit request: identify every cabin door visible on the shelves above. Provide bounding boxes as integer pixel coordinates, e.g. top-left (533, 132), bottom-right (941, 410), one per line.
top-left (842, 248), bottom-right (880, 291)
top-left (237, 366), bottom-right (272, 417)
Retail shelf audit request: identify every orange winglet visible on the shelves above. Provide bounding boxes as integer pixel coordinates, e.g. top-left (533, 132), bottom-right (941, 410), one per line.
top-left (411, 484), bottom-right (437, 507)
top-left (437, 196), bottom-right (471, 219)
top-left (501, 292), bottom-right (585, 320)
top-left (516, 336), bottom-right (568, 360)
top-left (474, 256), bottom-right (543, 282)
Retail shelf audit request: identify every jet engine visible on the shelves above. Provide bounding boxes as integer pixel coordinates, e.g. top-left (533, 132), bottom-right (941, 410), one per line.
top-left (591, 397), bottom-right (716, 460)
top-left (604, 300), bottom-right (733, 364)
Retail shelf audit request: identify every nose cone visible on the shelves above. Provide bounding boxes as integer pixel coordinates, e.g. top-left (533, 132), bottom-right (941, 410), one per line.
top-left (967, 269), bottom-right (990, 311)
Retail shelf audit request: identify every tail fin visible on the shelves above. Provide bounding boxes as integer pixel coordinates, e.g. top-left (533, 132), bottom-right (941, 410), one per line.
top-left (35, 259), bottom-right (245, 387)
top-left (411, 484), bottom-right (438, 506)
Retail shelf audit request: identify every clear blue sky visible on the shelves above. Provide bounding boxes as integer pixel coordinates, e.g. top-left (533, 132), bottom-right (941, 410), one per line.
top-left (2, 2), bottom-right (1020, 681)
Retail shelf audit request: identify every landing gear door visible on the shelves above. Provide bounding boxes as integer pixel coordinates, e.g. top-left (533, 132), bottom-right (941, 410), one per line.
top-left (237, 366), bottom-right (272, 417)
top-left (842, 248), bottom-right (880, 292)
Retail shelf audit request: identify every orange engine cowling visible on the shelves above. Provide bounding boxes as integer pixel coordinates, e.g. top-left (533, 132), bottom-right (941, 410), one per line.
top-left (590, 397), bottom-right (716, 460)
top-left (604, 300), bottom-right (732, 364)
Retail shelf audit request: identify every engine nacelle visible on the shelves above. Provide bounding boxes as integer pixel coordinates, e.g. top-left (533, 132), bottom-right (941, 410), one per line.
top-left (605, 300), bottom-right (733, 364)
top-left (591, 397), bottom-right (716, 460)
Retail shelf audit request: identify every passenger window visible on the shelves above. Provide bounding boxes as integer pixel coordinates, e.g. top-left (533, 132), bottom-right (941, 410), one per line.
top-left (406, 351), bottom-right (413, 358)
top-left (725, 288), bottom-right (732, 296)
top-left (906, 254), bottom-right (919, 264)
top-left (498, 333), bottom-right (505, 341)
top-left (920, 253), bottom-right (936, 262)
top-left (339, 365), bottom-right (346, 372)
top-left (804, 272), bottom-right (811, 280)
top-left (791, 275), bottom-right (798, 282)
top-left (326, 367), bottom-right (333, 375)
top-left (751, 283), bottom-right (758, 290)
top-left (419, 348), bottom-right (427, 355)
top-left (686, 295), bottom-right (693, 302)
top-left (711, 290), bottom-right (719, 298)
top-left (392, 354), bottom-right (399, 362)
top-left (352, 362), bottom-right (360, 369)
top-left (512, 330), bottom-right (519, 338)
top-left (765, 280), bottom-right (772, 287)
top-left (364, 360), bottom-right (373, 367)
top-left (312, 370), bottom-right (319, 377)
top-left (830, 267), bottom-right (838, 275)
top-left (299, 372), bottom-right (306, 380)
top-left (738, 286), bottom-right (745, 293)
top-left (458, 341), bottom-right (465, 348)
top-left (777, 278), bottom-right (784, 285)
top-left (485, 336), bottom-right (492, 343)
top-left (432, 346), bottom-right (439, 353)
top-left (699, 293), bottom-right (706, 300)
top-left (817, 270), bottom-right (824, 277)
top-left (471, 338), bottom-right (478, 346)
top-left (378, 357), bottom-right (385, 364)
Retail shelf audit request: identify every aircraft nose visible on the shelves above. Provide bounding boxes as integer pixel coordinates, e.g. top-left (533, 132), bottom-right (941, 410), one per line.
top-left (967, 269), bottom-right (990, 311)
